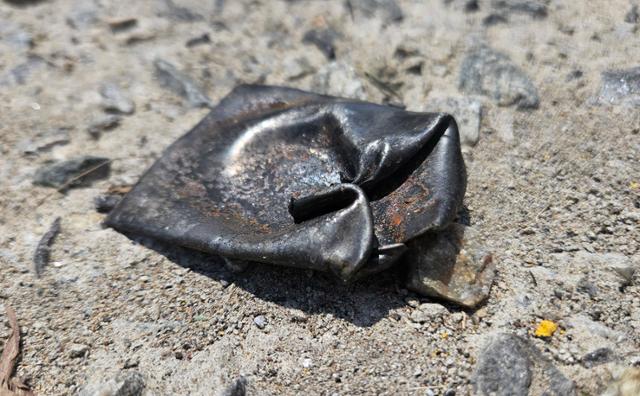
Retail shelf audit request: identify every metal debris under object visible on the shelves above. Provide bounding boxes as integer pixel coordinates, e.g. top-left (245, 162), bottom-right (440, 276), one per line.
top-left (106, 85), bottom-right (494, 307)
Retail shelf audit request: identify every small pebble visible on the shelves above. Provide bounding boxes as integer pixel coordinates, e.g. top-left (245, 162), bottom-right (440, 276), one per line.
top-left (254, 315), bottom-right (267, 329)
top-left (68, 343), bottom-right (89, 358)
top-left (100, 82), bottom-right (135, 115)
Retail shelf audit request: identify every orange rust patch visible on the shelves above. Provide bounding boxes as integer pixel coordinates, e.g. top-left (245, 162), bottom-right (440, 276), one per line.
top-left (391, 212), bottom-right (403, 226)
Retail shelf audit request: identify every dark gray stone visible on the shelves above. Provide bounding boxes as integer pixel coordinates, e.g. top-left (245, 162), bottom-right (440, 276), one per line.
top-left (576, 277), bottom-right (598, 298)
top-left (94, 194), bottom-right (122, 214)
top-left (483, 13), bottom-right (508, 25)
top-left (77, 371), bottom-right (145, 396)
top-left (597, 67), bottom-right (640, 106)
top-left (580, 347), bottom-right (614, 368)
top-left (459, 45), bottom-right (539, 109)
top-left (159, 0), bottom-right (204, 22)
top-left (0, 21), bottom-right (33, 50)
top-left (68, 343), bottom-right (89, 358)
top-left (473, 334), bottom-right (533, 395)
top-left (3, 0), bottom-right (46, 6)
top-left (186, 33), bottom-right (211, 48)
top-left (17, 127), bottom-right (71, 154)
top-left (0, 54), bottom-right (46, 86)
top-left (465, 0), bottom-right (479, 12)
top-left (88, 114), bottom-right (122, 139)
top-left (347, 0), bottom-right (403, 25)
top-left (491, 0), bottom-right (548, 19)
top-left (153, 59), bottom-right (213, 108)
top-left (33, 156), bottom-right (110, 189)
top-left (65, 1), bottom-right (99, 30)
top-left (100, 83), bottom-right (136, 115)
top-left (302, 28), bottom-right (339, 60)
top-left (221, 377), bottom-right (246, 396)
top-left (625, 5), bottom-right (639, 24)
top-left (114, 372), bottom-right (145, 396)
top-left (472, 333), bottom-right (576, 396)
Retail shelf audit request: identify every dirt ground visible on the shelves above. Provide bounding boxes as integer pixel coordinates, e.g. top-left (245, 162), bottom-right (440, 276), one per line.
top-left (1, 0), bottom-right (639, 395)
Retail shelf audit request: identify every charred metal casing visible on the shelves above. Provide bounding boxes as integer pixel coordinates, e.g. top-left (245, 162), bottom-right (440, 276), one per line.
top-left (106, 85), bottom-right (491, 306)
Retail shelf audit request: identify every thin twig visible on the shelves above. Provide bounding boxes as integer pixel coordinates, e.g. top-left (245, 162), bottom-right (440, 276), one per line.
top-left (33, 217), bottom-right (62, 278)
top-left (34, 159), bottom-right (113, 208)
top-left (364, 72), bottom-right (403, 102)
top-left (0, 306), bottom-right (34, 395)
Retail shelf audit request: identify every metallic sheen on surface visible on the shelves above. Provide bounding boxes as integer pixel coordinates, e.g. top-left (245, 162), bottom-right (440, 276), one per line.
top-left (106, 85), bottom-right (488, 304)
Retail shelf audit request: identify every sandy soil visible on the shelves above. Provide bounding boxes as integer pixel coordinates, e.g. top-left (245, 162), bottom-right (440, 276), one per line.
top-left (1, 0), bottom-right (639, 395)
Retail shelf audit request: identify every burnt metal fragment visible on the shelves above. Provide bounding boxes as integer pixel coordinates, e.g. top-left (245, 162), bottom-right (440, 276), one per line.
top-left (106, 85), bottom-right (491, 306)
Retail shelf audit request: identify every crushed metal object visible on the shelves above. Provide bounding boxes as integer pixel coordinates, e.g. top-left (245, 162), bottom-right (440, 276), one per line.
top-left (106, 85), bottom-right (494, 307)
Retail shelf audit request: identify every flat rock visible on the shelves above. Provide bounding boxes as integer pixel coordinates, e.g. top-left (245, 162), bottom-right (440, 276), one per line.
top-left (33, 156), bottom-right (111, 189)
top-left (423, 97), bottom-right (482, 148)
top-left (221, 376), bottom-right (247, 396)
top-left (596, 67), bottom-right (640, 106)
top-left (94, 194), bottom-right (122, 214)
top-left (88, 114), bottom-right (122, 139)
top-left (348, 0), bottom-right (403, 25)
top-left (311, 61), bottom-right (367, 100)
top-left (625, 5), bottom-right (639, 24)
top-left (158, 0), bottom-right (204, 22)
top-left (283, 57), bottom-right (315, 81)
top-left (580, 347), bottom-right (614, 368)
top-left (0, 54), bottom-right (46, 86)
top-left (65, 0), bottom-right (99, 30)
top-left (409, 303), bottom-right (449, 323)
top-left (100, 83), bottom-right (136, 115)
top-left (404, 224), bottom-right (495, 308)
top-left (459, 45), bottom-right (539, 109)
top-left (571, 251), bottom-right (637, 287)
top-left (153, 58), bottom-right (213, 108)
top-left (491, 0), bottom-right (548, 19)
top-left (17, 126), bottom-right (71, 154)
top-left (68, 343), bottom-right (89, 358)
top-left (302, 28), bottom-right (339, 60)
top-left (0, 20), bottom-right (33, 50)
top-left (253, 315), bottom-right (267, 329)
top-left (472, 333), bottom-right (576, 396)
top-left (78, 371), bottom-right (145, 396)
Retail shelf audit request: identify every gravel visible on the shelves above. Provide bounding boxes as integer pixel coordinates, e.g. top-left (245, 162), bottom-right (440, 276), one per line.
top-left (597, 67), bottom-right (640, 106)
top-left (87, 115), bottom-right (122, 139)
top-left (472, 333), bottom-right (575, 396)
top-left (422, 96), bottom-right (482, 148)
top-left (100, 83), bottom-right (136, 115)
top-left (153, 58), bottom-right (213, 108)
top-left (459, 44), bottom-right (540, 109)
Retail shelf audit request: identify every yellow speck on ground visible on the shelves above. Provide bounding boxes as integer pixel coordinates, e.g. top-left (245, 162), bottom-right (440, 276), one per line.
top-left (534, 320), bottom-right (558, 338)
top-left (630, 181), bottom-right (640, 190)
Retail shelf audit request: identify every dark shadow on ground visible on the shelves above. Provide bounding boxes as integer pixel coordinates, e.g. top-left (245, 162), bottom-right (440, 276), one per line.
top-left (130, 235), bottom-right (416, 327)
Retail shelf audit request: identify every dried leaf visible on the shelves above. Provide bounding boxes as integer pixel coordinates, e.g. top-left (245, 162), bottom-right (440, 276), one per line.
top-left (0, 306), bottom-right (19, 387)
top-left (0, 306), bottom-right (34, 395)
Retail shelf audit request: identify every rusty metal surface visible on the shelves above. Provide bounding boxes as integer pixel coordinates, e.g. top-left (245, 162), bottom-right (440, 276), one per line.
top-left (106, 85), bottom-right (474, 292)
